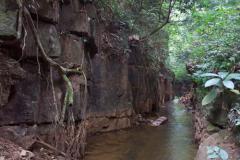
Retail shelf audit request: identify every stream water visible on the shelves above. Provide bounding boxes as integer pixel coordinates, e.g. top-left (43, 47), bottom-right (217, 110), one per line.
top-left (85, 100), bottom-right (197, 160)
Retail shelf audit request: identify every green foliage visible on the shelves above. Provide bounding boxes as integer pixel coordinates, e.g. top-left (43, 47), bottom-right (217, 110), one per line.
top-left (168, 0), bottom-right (240, 79)
top-left (207, 146), bottom-right (229, 160)
top-left (98, 0), bottom-right (194, 73)
top-left (200, 72), bottom-right (240, 105)
top-left (97, 0), bottom-right (172, 72)
top-left (202, 88), bottom-right (218, 106)
top-left (172, 64), bottom-right (188, 80)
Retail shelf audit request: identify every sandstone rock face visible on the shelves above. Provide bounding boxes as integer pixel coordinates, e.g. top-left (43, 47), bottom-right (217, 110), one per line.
top-left (86, 20), bottom-right (133, 132)
top-left (0, 0), bottom-right (173, 135)
top-left (0, 53), bottom-right (25, 107)
top-left (60, 1), bottom-right (91, 37)
top-left (24, 22), bottom-right (61, 58)
top-left (26, 0), bottom-right (60, 24)
top-left (128, 40), bottom-right (173, 114)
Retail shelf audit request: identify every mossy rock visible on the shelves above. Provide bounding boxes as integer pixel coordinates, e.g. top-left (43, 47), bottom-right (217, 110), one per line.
top-left (206, 122), bottom-right (221, 134)
top-left (205, 95), bottom-right (231, 128)
top-left (0, 0), bottom-right (18, 39)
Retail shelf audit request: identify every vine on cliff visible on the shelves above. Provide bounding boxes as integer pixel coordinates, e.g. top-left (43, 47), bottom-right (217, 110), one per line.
top-left (16, 0), bottom-right (85, 125)
top-left (15, 0), bottom-right (88, 158)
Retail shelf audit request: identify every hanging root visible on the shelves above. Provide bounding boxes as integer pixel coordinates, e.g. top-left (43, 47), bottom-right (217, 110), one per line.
top-left (16, 1), bottom-right (89, 158)
top-left (16, 0), bottom-right (83, 125)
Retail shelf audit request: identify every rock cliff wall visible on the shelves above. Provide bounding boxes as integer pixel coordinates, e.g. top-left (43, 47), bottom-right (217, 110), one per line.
top-left (0, 0), bottom-right (173, 140)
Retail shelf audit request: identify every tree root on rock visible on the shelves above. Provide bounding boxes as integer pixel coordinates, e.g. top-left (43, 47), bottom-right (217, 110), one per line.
top-left (16, 0), bottom-right (84, 125)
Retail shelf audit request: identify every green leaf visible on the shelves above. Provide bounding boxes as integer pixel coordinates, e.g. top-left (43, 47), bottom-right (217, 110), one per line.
top-left (204, 78), bottom-right (221, 87)
top-left (200, 73), bottom-right (219, 77)
top-left (208, 153), bottom-right (219, 159)
top-left (223, 80), bottom-right (234, 89)
top-left (207, 146), bottom-right (229, 160)
top-left (230, 89), bottom-right (240, 95)
top-left (226, 73), bottom-right (240, 80)
top-left (202, 89), bottom-right (218, 106)
top-left (219, 148), bottom-right (229, 160)
top-left (218, 72), bottom-right (229, 79)
top-left (236, 121), bottom-right (240, 126)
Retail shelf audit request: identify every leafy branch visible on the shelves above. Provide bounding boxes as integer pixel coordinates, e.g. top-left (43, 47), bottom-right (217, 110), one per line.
top-left (200, 72), bottom-right (240, 106)
top-left (141, 0), bottom-right (177, 41)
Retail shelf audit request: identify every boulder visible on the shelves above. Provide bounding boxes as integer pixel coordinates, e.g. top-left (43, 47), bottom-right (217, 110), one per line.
top-left (207, 105), bottom-right (229, 128)
top-left (195, 130), bottom-right (240, 160)
top-left (207, 94), bottom-right (237, 128)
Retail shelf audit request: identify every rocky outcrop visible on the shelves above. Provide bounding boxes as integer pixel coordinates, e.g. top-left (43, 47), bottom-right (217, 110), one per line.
top-left (195, 130), bottom-right (240, 160)
top-left (193, 97), bottom-right (240, 159)
top-left (0, 0), bottom-right (173, 157)
top-left (0, 53), bottom-right (25, 107)
top-left (0, 137), bottom-right (35, 160)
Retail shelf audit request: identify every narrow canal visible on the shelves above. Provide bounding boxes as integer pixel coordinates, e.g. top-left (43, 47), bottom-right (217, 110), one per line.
top-left (85, 100), bottom-right (197, 160)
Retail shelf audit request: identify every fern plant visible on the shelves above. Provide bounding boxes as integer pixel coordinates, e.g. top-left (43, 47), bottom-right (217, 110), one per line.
top-left (200, 72), bottom-right (240, 106)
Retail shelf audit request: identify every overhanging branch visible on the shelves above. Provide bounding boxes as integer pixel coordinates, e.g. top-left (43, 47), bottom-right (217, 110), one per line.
top-left (141, 0), bottom-right (177, 41)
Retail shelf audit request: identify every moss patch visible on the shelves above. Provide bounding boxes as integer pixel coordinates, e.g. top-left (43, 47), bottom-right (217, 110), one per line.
top-left (0, 10), bottom-right (17, 38)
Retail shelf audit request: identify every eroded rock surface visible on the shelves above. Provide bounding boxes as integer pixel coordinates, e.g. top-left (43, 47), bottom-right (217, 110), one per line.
top-left (195, 130), bottom-right (240, 160)
top-left (0, 0), bottom-right (173, 158)
top-left (0, 53), bottom-right (25, 107)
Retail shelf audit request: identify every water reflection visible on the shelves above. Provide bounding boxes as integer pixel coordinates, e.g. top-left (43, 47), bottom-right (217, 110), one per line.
top-left (85, 101), bottom-right (197, 160)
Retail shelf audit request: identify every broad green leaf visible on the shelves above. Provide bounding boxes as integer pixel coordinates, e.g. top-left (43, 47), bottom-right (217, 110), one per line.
top-left (207, 147), bottom-right (213, 154)
top-left (236, 121), bottom-right (240, 126)
top-left (226, 73), bottom-right (240, 80)
top-left (231, 77), bottom-right (240, 80)
top-left (200, 73), bottom-right (219, 77)
top-left (204, 78), bottom-right (221, 87)
top-left (218, 72), bottom-right (229, 79)
top-left (202, 89), bottom-right (218, 106)
top-left (223, 80), bottom-right (234, 89)
top-left (208, 153), bottom-right (219, 159)
top-left (207, 146), bottom-right (229, 160)
top-left (213, 146), bottom-right (220, 152)
top-left (230, 89), bottom-right (240, 95)
top-left (219, 148), bottom-right (229, 160)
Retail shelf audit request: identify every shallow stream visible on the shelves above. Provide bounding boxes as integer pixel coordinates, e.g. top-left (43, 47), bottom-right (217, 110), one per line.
top-left (85, 101), bottom-right (197, 160)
